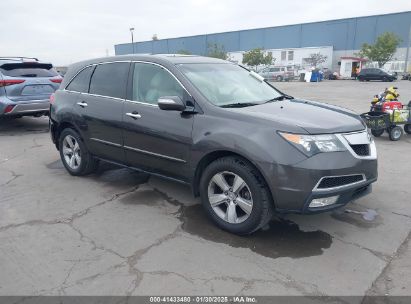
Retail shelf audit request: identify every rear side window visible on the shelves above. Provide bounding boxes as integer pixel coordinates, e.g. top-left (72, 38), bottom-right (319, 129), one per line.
top-left (0, 63), bottom-right (58, 78)
top-left (66, 66), bottom-right (95, 93)
top-left (89, 62), bottom-right (129, 99)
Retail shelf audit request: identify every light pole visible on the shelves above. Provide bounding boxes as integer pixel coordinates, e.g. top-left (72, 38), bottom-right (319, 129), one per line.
top-left (129, 27), bottom-right (135, 54)
top-left (404, 24), bottom-right (411, 73)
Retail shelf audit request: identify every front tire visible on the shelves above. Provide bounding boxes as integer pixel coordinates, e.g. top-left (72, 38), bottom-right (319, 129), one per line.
top-left (371, 129), bottom-right (384, 137)
top-left (59, 128), bottom-right (98, 176)
top-left (404, 124), bottom-right (411, 134)
top-left (276, 76), bottom-right (283, 82)
top-left (199, 156), bottom-right (273, 235)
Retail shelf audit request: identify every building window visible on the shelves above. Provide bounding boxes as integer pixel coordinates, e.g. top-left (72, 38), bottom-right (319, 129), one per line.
top-left (281, 51), bottom-right (286, 61)
top-left (288, 51), bottom-right (294, 61)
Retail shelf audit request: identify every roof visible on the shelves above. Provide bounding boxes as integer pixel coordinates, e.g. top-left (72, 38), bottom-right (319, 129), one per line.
top-left (72, 54), bottom-right (228, 67)
top-left (0, 57), bottom-right (51, 67)
top-left (340, 56), bottom-right (368, 62)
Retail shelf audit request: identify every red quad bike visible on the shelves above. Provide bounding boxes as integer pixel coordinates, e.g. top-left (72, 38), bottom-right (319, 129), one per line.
top-left (361, 87), bottom-right (411, 141)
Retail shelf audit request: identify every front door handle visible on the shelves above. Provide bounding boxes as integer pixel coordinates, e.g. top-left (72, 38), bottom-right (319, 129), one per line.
top-left (77, 101), bottom-right (88, 108)
top-left (126, 112), bottom-right (142, 119)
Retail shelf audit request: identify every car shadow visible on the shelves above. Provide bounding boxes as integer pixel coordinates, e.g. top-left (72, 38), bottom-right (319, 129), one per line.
top-left (46, 158), bottom-right (380, 260)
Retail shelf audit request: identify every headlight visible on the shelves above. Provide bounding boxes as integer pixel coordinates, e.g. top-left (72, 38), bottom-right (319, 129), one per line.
top-left (279, 132), bottom-right (347, 157)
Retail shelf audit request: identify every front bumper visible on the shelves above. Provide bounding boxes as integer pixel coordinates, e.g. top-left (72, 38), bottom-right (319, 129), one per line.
top-left (261, 133), bottom-right (378, 213)
top-left (301, 178), bottom-right (375, 213)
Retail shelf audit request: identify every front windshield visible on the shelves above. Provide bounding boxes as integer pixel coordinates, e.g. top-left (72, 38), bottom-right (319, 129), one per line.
top-left (178, 63), bottom-right (283, 107)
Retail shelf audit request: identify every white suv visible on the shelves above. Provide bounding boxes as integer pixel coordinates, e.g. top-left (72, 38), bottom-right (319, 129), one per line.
top-left (258, 66), bottom-right (294, 82)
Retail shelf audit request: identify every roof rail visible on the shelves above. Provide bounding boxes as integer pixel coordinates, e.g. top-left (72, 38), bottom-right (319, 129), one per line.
top-left (0, 56), bottom-right (39, 61)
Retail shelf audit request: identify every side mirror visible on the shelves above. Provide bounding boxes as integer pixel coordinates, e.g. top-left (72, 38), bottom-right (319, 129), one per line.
top-left (158, 96), bottom-right (186, 111)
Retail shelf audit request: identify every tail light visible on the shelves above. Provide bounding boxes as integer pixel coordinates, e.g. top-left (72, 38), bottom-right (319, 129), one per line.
top-left (4, 105), bottom-right (15, 114)
top-left (50, 93), bottom-right (55, 104)
top-left (0, 79), bottom-right (25, 87)
top-left (50, 78), bottom-right (62, 83)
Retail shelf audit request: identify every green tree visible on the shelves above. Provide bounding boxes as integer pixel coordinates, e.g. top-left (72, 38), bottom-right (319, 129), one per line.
top-left (206, 43), bottom-right (228, 60)
top-left (305, 53), bottom-right (328, 68)
top-left (359, 32), bottom-right (402, 67)
top-left (242, 48), bottom-right (273, 70)
top-left (176, 49), bottom-right (192, 55)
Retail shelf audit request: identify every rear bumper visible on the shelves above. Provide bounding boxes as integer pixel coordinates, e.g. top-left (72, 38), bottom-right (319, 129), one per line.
top-left (1, 100), bottom-right (49, 116)
top-left (50, 118), bottom-right (58, 146)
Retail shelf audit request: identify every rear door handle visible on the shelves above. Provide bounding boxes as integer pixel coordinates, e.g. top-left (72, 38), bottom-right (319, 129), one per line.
top-left (126, 112), bottom-right (142, 119)
top-left (77, 101), bottom-right (88, 108)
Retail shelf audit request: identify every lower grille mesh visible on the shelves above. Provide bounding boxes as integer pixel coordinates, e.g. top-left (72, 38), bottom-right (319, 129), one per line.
top-left (317, 175), bottom-right (364, 189)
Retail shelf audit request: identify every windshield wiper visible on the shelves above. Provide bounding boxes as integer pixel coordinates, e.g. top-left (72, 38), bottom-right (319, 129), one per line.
top-left (264, 94), bottom-right (294, 103)
top-left (220, 102), bottom-right (260, 108)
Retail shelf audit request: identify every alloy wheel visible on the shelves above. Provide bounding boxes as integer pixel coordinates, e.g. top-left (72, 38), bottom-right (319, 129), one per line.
top-left (62, 135), bottom-right (81, 170)
top-left (207, 171), bottom-right (253, 224)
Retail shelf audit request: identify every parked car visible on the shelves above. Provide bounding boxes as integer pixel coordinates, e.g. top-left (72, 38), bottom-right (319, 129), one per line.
top-left (358, 68), bottom-right (397, 82)
top-left (0, 57), bottom-right (62, 118)
top-left (401, 73), bottom-right (410, 80)
top-left (50, 55), bottom-right (377, 235)
top-left (258, 66), bottom-right (294, 81)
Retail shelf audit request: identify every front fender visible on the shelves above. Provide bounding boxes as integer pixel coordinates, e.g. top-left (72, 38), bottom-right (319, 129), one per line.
top-left (189, 114), bottom-right (307, 205)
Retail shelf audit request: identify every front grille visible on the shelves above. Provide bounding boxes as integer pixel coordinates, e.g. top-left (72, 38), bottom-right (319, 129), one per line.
top-left (317, 174), bottom-right (364, 189)
top-left (350, 144), bottom-right (370, 156)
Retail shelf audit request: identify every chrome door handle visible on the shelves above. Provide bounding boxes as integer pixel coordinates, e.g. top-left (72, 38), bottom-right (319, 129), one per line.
top-left (126, 112), bottom-right (142, 119)
top-left (77, 101), bottom-right (88, 107)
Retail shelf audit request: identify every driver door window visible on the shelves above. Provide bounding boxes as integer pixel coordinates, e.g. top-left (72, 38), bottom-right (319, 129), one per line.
top-left (132, 63), bottom-right (184, 105)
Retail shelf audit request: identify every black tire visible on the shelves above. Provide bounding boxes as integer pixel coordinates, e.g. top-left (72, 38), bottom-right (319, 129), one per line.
top-left (358, 76), bottom-right (364, 82)
top-left (388, 126), bottom-right (403, 141)
top-left (59, 128), bottom-right (99, 176)
top-left (371, 129), bottom-right (384, 137)
top-left (199, 156), bottom-right (273, 235)
top-left (276, 76), bottom-right (283, 82)
top-left (404, 124), bottom-right (411, 134)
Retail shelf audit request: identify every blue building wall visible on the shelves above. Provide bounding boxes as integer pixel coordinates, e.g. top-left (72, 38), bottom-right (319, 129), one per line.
top-left (115, 11), bottom-right (411, 55)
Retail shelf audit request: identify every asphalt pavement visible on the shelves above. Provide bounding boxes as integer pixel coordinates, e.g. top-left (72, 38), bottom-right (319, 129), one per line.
top-left (0, 80), bottom-right (410, 301)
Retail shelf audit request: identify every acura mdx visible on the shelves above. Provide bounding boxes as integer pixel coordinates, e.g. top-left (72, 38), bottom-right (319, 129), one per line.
top-left (50, 55), bottom-right (378, 235)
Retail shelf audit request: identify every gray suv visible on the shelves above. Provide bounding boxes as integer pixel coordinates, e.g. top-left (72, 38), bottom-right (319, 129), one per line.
top-left (50, 55), bottom-right (377, 235)
top-left (0, 57), bottom-right (61, 118)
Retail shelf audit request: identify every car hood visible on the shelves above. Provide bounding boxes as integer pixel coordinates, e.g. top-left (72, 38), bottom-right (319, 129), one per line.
top-left (228, 98), bottom-right (365, 134)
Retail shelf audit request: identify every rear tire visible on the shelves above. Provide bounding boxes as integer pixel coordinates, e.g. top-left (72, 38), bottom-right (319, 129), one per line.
top-left (388, 126), bottom-right (403, 141)
top-left (371, 129), bottom-right (384, 137)
top-left (404, 124), bottom-right (411, 134)
top-left (59, 128), bottom-right (99, 176)
top-left (199, 156), bottom-right (273, 235)
top-left (276, 76), bottom-right (283, 82)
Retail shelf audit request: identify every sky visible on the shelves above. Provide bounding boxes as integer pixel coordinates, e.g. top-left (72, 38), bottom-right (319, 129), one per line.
top-left (1, 0), bottom-right (411, 66)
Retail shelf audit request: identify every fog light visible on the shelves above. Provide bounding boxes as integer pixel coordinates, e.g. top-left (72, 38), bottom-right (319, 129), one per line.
top-left (309, 195), bottom-right (339, 208)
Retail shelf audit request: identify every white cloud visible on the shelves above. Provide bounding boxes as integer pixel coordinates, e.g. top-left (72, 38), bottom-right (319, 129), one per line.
top-left (1, 0), bottom-right (410, 65)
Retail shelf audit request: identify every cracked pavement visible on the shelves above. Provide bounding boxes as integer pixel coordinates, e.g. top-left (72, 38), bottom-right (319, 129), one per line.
top-left (0, 80), bottom-right (410, 300)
